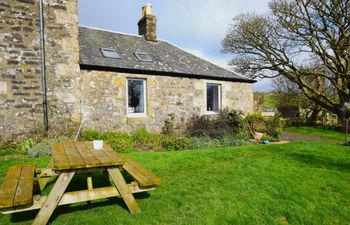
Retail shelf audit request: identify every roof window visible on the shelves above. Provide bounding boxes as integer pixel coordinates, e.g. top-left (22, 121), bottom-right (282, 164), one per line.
top-left (134, 52), bottom-right (153, 62)
top-left (100, 48), bottom-right (121, 59)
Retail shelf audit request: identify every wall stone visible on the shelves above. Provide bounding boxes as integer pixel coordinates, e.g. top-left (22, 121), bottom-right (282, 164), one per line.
top-left (80, 70), bottom-right (254, 133)
top-left (0, 0), bottom-right (80, 140)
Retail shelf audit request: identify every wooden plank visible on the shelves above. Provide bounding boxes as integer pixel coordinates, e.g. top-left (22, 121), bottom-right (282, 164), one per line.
top-left (84, 142), bottom-right (114, 166)
top-left (107, 168), bottom-right (141, 214)
top-left (51, 143), bottom-right (70, 170)
top-left (32, 171), bottom-right (75, 225)
top-left (0, 165), bottom-right (22, 208)
top-left (125, 159), bottom-right (160, 184)
top-left (123, 163), bottom-right (153, 187)
top-left (123, 159), bottom-right (160, 186)
top-left (62, 142), bottom-right (86, 169)
top-left (101, 144), bottom-right (125, 165)
top-left (13, 165), bottom-right (35, 207)
top-left (73, 142), bottom-right (101, 168)
top-left (0, 184), bottom-right (155, 214)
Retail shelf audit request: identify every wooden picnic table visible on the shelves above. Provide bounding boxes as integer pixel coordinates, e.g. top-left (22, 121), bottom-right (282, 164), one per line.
top-left (0, 141), bottom-right (160, 225)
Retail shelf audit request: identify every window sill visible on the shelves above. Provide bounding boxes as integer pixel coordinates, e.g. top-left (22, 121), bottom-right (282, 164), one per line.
top-left (206, 111), bottom-right (219, 115)
top-left (127, 113), bottom-right (147, 118)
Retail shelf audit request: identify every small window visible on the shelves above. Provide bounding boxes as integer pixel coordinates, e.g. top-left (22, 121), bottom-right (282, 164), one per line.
top-left (134, 52), bottom-right (153, 62)
top-left (206, 84), bottom-right (221, 112)
top-left (100, 48), bottom-right (121, 59)
top-left (127, 79), bottom-right (146, 116)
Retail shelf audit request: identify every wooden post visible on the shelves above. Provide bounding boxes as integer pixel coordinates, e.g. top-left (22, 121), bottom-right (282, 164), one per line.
top-left (107, 168), bottom-right (141, 214)
top-left (345, 119), bottom-right (349, 145)
top-left (32, 171), bottom-right (75, 225)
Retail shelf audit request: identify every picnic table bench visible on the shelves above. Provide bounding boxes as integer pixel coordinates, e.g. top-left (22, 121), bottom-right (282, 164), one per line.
top-left (0, 141), bottom-right (160, 225)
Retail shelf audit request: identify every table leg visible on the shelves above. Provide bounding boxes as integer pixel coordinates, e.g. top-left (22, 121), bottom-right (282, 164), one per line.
top-left (107, 168), bottom-right (141, 214)
top-left (32, 171), bottom-right (75, 225)
top-left (86, 173), bottom-right (93, 204)
top-left (38, 159), bottom-right (54, 191)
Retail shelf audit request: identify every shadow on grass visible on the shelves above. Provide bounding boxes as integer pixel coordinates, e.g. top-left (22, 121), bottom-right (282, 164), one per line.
top-left (10, 192), bottom-right (151, 223)
top-left (287, 152), bottom-right (350, 171)
top-left (10, 171), bottom-right (152, 223)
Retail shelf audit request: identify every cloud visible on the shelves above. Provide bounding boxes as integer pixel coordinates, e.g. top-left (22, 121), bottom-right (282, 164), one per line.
top-left (184, 47), bottom-right (231, 68)
top-left (156, 0), bottom-right (270, 42)
top-left (254, 78), bottom-right (274, 92)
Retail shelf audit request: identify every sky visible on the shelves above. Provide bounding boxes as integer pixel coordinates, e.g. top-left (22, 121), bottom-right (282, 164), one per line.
top-left (78, 0), bottom-right (272, 92)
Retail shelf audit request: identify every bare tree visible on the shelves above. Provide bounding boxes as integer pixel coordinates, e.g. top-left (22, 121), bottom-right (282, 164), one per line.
top-left (222, 0), bottom-right (350, 120)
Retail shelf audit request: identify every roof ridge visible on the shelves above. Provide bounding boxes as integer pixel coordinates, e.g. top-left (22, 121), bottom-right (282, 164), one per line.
top-left (159, 40), bottom-right (249, 80)
top-left (79, 25), bottom-right (142, 38)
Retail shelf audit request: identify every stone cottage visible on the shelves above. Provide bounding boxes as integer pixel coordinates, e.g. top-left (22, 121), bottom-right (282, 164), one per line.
top-left (0, 0), bottom-right (255, 140)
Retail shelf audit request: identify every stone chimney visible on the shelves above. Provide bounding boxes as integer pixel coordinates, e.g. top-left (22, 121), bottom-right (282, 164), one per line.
top-left (138, 3), bottom-right (157, 42)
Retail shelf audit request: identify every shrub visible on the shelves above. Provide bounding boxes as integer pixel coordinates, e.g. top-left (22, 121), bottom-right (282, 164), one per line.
top-left (162, 113), bottom-right (176, 135)
top-left (131, 128), bottom-right (163, 151)
top-left (0, 141), bottom-right (22, 155)
top-left (245, 114), bottom-right (268, 133)
top-left (81, 130), bottom-right (103, 140)
top-left (246, 113), bottom-right (283, 141)
top-left (161, 135), bottom-right (191, 151)
top-left (186, 108), bottom-right (246, 138)
top-left (266, 112), bottom-right (282, 140)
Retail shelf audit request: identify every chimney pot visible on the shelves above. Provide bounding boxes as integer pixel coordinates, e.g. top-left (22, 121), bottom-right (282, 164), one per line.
top-left (142, 3), bottom-right (152, 17)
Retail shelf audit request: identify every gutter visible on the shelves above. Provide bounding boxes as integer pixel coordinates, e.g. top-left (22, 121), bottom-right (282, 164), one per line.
top-left (39, 0), bottom-right (49, 132)
top-left (79, 64), bottom-right (257, 83)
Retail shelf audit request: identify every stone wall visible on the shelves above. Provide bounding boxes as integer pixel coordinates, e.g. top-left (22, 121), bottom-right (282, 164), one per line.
top-left (80, 70), bottom-right (254, 133)
top-left (0, 0), bottom-right (80, 140)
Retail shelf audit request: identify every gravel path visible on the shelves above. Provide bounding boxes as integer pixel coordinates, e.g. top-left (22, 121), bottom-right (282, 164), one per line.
top-left (280, 131), bottom-right (340, 143)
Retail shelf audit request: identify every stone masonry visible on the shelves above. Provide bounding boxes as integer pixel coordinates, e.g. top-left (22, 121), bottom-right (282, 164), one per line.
top-left (0, 0), bottom-right (80, 140)
top-left (0, 0), bottom-right (254, 140)
top-left (80, 70), bottom-right (253, 133)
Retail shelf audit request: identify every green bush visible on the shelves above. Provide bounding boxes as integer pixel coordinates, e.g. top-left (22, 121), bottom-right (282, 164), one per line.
top-left (246, 113), bottom-right (282, 141)
top-left (189, 134), bottom-right (249, 150)
top-left (81, 130), bottom-right (102, 140)
top-left (186, 108), bottom-right (246, 138)
top-left (245, 114), bottom-right (268, 133)
top-left (161, 135), bottom-right (191, 151)
top-left (162, 113), bottom-right (176, 135)
top-left (131, 128), bottom-right (163, 151)
top-left (80, 114), bottom-right (250, 153)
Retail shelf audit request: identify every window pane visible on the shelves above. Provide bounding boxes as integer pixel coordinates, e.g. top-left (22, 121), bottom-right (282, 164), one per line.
top-left (134, 52), bottom-right (153, 62)
top-left (128, 79), bottom-right (145, 113)
top-left (100, 48), bottom-right (121, 59)
top-left (207, 84), bottom-right (219, 112)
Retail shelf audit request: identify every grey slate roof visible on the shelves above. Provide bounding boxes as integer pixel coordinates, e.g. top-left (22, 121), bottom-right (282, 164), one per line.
top-left (79, 26), bottom-right (255, 83)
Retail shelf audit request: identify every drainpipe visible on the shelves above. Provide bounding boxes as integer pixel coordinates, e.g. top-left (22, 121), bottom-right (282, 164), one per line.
top-left (39, 0), bottom-right (49, 132)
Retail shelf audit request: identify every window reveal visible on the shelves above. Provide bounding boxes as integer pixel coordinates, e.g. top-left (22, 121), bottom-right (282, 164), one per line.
top-left (206, 84), bottom-right (220, 112)
top-left (127, 79), bottom-right (146, 114)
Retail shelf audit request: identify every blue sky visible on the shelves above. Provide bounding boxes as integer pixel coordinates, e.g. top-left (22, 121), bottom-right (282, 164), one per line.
top-left (78, 0), bottom-right (272, 91)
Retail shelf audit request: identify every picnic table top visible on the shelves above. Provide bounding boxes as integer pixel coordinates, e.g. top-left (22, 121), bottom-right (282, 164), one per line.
top-left (51, 141), bottom-right (124, 170)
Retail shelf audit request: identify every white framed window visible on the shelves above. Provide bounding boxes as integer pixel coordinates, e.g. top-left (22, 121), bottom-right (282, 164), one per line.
top-left (206, 83), bottom-right (221, 112)
top-left (127, 78), bottom-right (147, 117)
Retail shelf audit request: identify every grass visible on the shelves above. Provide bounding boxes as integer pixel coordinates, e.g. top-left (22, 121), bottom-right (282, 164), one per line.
top-left (285, 126), bottom-right (345, 142)
top-left (0, 142), bottom-right (349, 225)
top-left (264, 93), bottom-right (278, 109)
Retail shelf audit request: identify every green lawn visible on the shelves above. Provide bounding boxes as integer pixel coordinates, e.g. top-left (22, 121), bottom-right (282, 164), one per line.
top-left (0, 142), bottom-right (349, 225)
top-left (284, 126), bottom-right (345, 142)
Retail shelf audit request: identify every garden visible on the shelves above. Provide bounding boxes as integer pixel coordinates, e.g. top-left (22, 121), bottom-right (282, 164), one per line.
top-left (0, 110), bottom-right (349, 224)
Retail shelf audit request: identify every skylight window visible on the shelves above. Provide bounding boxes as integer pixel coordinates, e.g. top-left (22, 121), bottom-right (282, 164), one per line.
top-left (100, 48), bottom-right (121, 59)
top-left (134, 52), bottom-right (153, 62)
